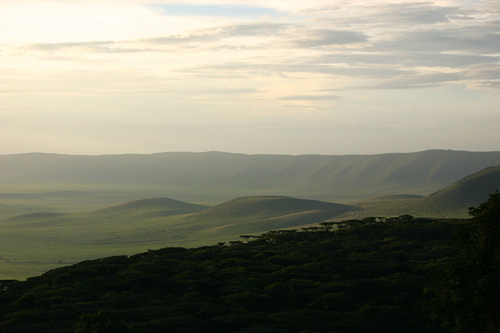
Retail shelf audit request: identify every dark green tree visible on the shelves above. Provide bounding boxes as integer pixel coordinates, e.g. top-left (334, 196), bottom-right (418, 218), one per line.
top-left (433, 192), bottom-right (500, 332)
top-left (75, 310), bottom-right (132, 333)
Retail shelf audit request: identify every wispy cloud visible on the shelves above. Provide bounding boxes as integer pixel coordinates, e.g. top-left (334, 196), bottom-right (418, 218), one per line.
top-left (371, 2), bottom-right (476, 24)
top-left (478, 81), bottom-right (500, 89)
top-left (289, 30), bottom-right (368, 47)
top-left (150, 3), bottom-right (285, 17)
top-left (278, 94), bottom-right (341, 101)
top-left (134, 22), bottom-right (288, 45)
top-left (356, 72), bottom-right (464, 90)
top-left (2, 0), bottom-right (500, 155)
top-left (373, 30), bottom-right (500, 54)
top-left (24, 41), bottom-right (115, 51)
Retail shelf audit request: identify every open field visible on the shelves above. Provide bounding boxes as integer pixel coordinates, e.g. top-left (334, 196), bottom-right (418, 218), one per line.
top-left (0, 183), bottom-right (228, 217)
top-left (0, 195), bottom-right (355, 279)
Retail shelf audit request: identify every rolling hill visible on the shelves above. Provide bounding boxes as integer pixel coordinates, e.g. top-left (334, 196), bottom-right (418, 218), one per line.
top-left (184, 196), bottom-right (356, 235)
top-left (0, 196), bottom-right (355, 279)
top-left (94, 197), bottom-right (208, 217)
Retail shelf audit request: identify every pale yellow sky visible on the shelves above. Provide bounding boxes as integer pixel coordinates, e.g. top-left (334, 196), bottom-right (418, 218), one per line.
top-left (1, 0), bottom-right (499, 155)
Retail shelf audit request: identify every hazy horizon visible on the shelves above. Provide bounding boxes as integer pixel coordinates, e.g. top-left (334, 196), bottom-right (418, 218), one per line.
top-left (2, 0), bottom-right (499, 155)
top-left (2, 148), bottom-right (500, 157)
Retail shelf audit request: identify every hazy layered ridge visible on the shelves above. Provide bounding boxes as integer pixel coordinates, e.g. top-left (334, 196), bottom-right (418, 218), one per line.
top-left (418, 165), bottom-right (500, 213)
top-left (344, 164), bottom-right (500, 219)
top-left (2, 150), bottom-right (500, 200)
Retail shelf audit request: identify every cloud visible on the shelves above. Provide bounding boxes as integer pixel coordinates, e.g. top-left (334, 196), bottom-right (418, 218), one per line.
top-left (478, 81), bottom-right (500, 89)
top-left (149, 4), bottom-right (284, 18)
top-left (317, 53), bottom-right (500, 68)
top-left (142, 22), bottom-right (287, 41)
top-left (373, 30), bottom-right (500, 54)
top-left (24, 41), bottom-right (115, 51)
top-left (16, 22), bottom-right (288, 55)
top-left (374, 2), bottom-right (475, 24)
top-left (463, 66), bottom-right (500, 83)
top-left (356, 72), bottom-right (464, 90)
top-left (278, 94), bottom-right (341, 101)
top-left (183, 60), bottom-right (413, 80)
top-left (20, 40), bottom-right (155, 54)
top-left (290, 30), bottom-right (368, 47)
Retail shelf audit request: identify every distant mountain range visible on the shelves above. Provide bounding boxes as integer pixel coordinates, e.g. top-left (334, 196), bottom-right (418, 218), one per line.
top-left (2, 150), bottom-right (500, 200)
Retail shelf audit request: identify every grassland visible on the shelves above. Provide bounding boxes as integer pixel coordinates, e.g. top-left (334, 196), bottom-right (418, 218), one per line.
top-left (0, 195), bottom-right (355, 279)
top-left (0, 183), bottom-right (226, 218)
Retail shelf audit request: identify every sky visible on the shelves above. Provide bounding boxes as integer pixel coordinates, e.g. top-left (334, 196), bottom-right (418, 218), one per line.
top-left (1, 0), bottom-right (499, 155)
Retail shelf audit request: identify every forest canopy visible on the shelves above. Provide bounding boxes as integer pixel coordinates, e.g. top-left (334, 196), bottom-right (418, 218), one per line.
top-left (1, 213), bottom-right (466, 332)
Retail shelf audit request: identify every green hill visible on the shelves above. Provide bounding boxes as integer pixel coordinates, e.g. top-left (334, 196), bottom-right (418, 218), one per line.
top-left (94, 197), bottom-right (208, 217)
top-left (7, 212), bottom-right (64, 221)
top-left (0, 196), bottom-right (355, 279)
top-left (342, 166), bottom-right (500, 219)
top-left (417, 165), bottom-right (500, 215)
top-left (185, 196), bottom-right (356, 235)
top-left (199, 196), bottom-right (350, 218)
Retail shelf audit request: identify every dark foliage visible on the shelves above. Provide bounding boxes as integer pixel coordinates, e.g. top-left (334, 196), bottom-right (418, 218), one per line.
top-left (0, 217), bottom-right (462, 332)
top-left (433, 192), bottom-right (500, 332)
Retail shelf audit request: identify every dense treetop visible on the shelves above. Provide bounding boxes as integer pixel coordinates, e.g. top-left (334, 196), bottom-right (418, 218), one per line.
top-left (1, 215), bottom-right (462, 332)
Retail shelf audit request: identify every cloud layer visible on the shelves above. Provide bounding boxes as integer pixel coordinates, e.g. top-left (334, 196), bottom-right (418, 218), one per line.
top-left (1, 0), bottom-right (499, 155)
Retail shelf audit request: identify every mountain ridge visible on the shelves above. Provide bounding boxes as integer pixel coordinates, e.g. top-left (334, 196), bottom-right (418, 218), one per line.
top-left (3, 150), bottom-right (500, 201)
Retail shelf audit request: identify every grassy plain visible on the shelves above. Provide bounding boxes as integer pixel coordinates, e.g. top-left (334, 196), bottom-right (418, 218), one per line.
top-left (0, 189), bottom-right (354, 279)
top-left (336, 195), bottom-right (470, 221)
top-left (0, 183), bottom-right (224, 217)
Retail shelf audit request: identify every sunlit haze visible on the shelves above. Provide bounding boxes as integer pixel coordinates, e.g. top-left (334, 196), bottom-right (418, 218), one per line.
top-left (1, 0), bottom-right (499, 155)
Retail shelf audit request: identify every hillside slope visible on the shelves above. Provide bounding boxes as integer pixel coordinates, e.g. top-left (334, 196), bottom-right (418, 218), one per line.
top-left (2, 150), bottom-right (500, 200)
top-left (417, 165), bottom-right (500, 214)
top-left (343, 165), bottom-right (500, 219)
top-left (94, 197), bottom-right (208, 217)
top-left (185, 196), bottom-right (356, 234)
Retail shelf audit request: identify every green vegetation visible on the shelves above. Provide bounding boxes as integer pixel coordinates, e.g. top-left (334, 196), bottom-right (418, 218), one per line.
top-left (433, 192), bottom-right (500, 332)
top-left (341, 165), bottom-right (500, 219)
top-left (1, 171), bottom-right (498, 332)
top-left (419, 165), bottom-right (500, 215)
top-left (1, 152), bottom-right (499, 285)
top-left (189, 196), bottom-right (355, 235)
top-left (2, 161), bottom-right (499, 280)
top-left (0, 215), bottom-right (462, 332)
top-left (0, 183), bottom-right (220, 219)
top-left (0, 196), bottom-right (355, 280)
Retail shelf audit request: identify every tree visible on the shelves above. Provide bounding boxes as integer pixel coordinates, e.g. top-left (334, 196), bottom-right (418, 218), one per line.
top-left (433, 192), bottom-right (500, 332)
top-left (75, 310), bottom-right (132, 332)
